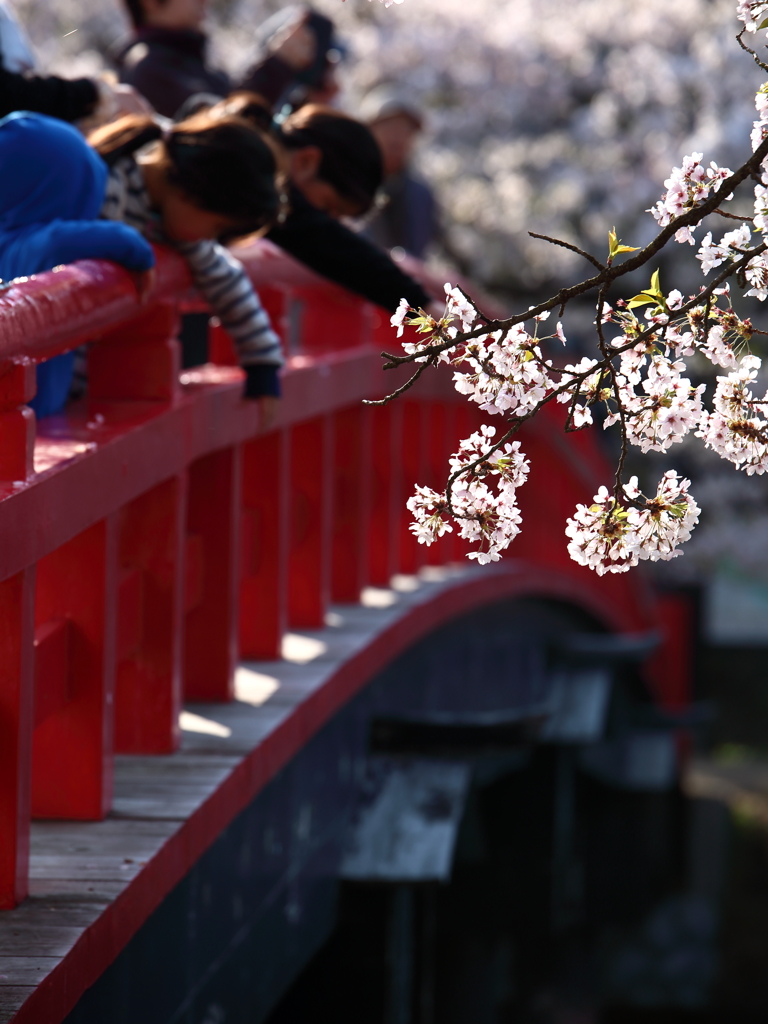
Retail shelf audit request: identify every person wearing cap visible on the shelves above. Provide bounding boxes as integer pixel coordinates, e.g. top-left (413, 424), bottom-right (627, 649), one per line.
top-left (114, 0), bottom-right (336, 120)
top-left (362, 88), bottom-right (440, 261)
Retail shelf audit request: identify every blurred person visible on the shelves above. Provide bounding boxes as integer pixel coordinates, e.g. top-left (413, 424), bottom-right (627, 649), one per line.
top-left (361, 88), bottom-right (439, 260)
top-left (214, 93), bottom-right (433, 315)
top-left (0, 112), bottom-right (155, 416)
top-left (0, 0), bottom-right (150, 124)
top-left (94, 109), bottom-right (286, 417)
top-left (115, 0), bottom-right (331, 119)
top-left (252, 7), bottom-right (342, 112)
top-left (0, 108), bottom-right (285, 417)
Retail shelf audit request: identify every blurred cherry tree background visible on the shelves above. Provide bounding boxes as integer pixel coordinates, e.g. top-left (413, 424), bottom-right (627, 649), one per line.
top-left (13, 0), bottom-right (768, 604)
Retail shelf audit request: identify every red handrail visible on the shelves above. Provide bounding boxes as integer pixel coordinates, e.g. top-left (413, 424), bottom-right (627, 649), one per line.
top-left (0, 238), bottom-right (672, 915)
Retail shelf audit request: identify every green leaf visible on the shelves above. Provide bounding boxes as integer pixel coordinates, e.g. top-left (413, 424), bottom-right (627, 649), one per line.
top-left (608, 227), bottom-right (640, 260)
top-left (758, 16), bottom-right (768, 29)
top-left (649, 269), bottom-right (661, 296)
top-left (627, 292), bottom-right (658, 309)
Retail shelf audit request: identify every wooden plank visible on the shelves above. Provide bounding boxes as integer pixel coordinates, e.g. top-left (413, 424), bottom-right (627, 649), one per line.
top-left (0, 958), bottom-right (61, 985)
top-left (0, 987), bottom-right (35, 1023)
top-left (27, 880), bottom-right (127, 899)
top-left (0, 925), bottom-right (86, 956)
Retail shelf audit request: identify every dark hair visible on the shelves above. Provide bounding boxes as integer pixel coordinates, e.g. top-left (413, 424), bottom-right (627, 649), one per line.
top-left (279, 105), bottom-right (383, 214)
top-left (89, 112), bottom-right (282, 235)
top-left (219, 96), bottom-right (382, 214)
top-left (123, 0), bottom-right (158, 28)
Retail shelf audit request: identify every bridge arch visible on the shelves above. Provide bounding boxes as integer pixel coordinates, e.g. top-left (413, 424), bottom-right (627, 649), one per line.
top-left (0, 242), bottom-right (687, 1023)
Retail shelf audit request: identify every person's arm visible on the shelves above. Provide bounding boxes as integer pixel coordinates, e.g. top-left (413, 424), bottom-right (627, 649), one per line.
top-left (267, 205), bottom-right (433, 313)
top-left (0, 61), bottom-right (98, 121)
top-left (35, 220), bottom-right (156, 271)
top-left (238, 16), bottom-right (316, 108)
top-left (178, 240), bottom-right (284, 397)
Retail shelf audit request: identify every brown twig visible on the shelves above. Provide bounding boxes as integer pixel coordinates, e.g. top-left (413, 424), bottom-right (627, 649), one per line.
top-left (527, 231), bottom-right (606, 272)
top-left (737, 26), bottom-right (768, 75)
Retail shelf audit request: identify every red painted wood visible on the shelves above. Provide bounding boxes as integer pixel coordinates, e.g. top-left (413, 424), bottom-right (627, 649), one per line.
top-left (116, 568), bottom-right (142, 662)
top-left (288, 416), bottom-right (332, 628)
top-left (423, 401), bottom-right (454, 566)
top-left (367, 404), bottom-right (399, 587)
top-left (89, 302), bottom-right (181, 404)
top-left (331, 405), bottom-right (369, 603)
top-left (114, 477), bottom-right (184, 754)
top-left (208, 320), bottom-right (238, 366)
top-left (184, 447), bottom-right (241, 701)
top-left (290, 288), bottom-right (372, 355)
top-left (0, 567), bottom-right (34, 909)
top-left (647, 591), bottom-right (694, 712)
top-left (0, 359), bottom-right (35, 484)
top-left (33, 618), bottom-right (71, 729)
top-left (239, 431), bottom-right (289, 660)
top-left (397, 401), bottom-right (426, 575)
top-left (31, 518), bottom-right (116, 820)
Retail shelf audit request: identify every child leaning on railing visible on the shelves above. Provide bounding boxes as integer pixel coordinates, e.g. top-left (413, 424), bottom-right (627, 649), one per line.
top-left (0, 109), bottom-right (285, 419)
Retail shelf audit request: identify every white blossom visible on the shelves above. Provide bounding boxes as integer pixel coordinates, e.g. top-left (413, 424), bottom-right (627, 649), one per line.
top-left (453, 325), bottom-right (554, 417)
top-left (408, 426), bottom-right (529, 563)
top-left (565, 472), bottom-right (699, 575)
top-left (649, 154), bottom-right (732, 235)
top-left (697, 354), bottom-right (768, 474)
top-left (391, 298), bottom-right (410, 338)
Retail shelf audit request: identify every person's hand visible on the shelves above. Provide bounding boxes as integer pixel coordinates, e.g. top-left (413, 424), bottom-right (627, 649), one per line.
top-left (80, 76), bottom-right (155, 132)
top-left (111, 83), bottom-right (155, 118)
top-left (257, 395), bottom-right (280, 430)
top-left (269, 14), bottom-right (316, 70)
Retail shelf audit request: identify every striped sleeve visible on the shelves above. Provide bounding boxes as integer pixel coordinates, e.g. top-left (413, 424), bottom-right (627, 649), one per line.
top-left (177, 241), bottom-right (284, 368)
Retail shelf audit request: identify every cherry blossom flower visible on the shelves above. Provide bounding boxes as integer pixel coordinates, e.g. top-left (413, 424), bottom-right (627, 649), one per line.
top-left (408, 426), bottom-right (529, 563)
top-left (453, 325), bottom-right (554, 417)
top-left (738, 1), bottom-right (768, 33)
top-left (696, 224), bottom-right (752, 274)
top-left (697, 354), bottom-right (768, 474)
top-left (565, 472), bottom-right (699, 575)
top-left (649, 155), bottom-right (732, 238)
top-left (391, 298), bottom-right (410, 338)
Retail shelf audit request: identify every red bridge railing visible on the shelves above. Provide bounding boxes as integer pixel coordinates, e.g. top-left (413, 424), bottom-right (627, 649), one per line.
top-left (0, 240), bottom-right (671, 911)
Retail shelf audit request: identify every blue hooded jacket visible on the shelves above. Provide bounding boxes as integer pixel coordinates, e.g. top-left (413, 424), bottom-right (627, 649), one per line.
top-left (0, 112), bottom-right (155, 417)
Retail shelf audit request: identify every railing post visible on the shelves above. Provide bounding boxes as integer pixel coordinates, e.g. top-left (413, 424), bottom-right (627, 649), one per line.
top-left (397, 400), bottom-right (426, 576)
top-left (114, 475), bottom-right (185, 754)
top-left (239, 430), bottom-right (289, 660)
top-left (424, 402), bottom-right (455, 567)
top-left (31, 518), bottom-right (117, 819)
top-left (88, 302), bottom-right (181, 404)
top-left (184, 446), bottom-right (241, 701)
top-left (0, 359), bottom-right (35, 482)
top-left (331, 405), bottom-right (369, 603)
top-left (88, 302), bottom-right (185, 752)
top-left (367, 403), bottom-right (401, 587)
top-left (0, 566), bottom-right (35, 908)
top-left (0, 359), bottom-right (36, 907)
top-left (288, 415), bottom-right (332, 628)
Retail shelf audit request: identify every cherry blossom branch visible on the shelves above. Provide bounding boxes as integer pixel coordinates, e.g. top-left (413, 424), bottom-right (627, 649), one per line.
top-left (380, 131), bottom-right (768, 373)
top-left (527, 231), bottom-right (606, 272)
top-left (737, 26), bottom-right (768, 74)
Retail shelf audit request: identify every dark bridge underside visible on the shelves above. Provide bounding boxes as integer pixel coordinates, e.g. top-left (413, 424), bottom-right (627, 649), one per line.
top-left (63, 596), bottom-right (680, 1024)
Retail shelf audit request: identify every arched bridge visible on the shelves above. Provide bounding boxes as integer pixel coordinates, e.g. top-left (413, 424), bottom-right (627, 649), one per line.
top-left (0, 242), bottom-right (690, 1023)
